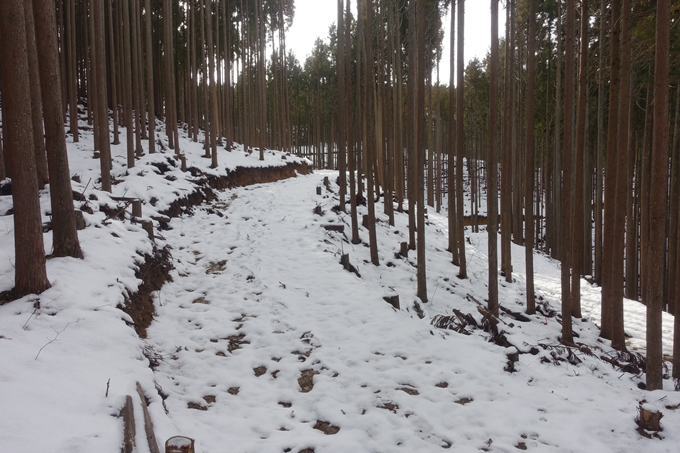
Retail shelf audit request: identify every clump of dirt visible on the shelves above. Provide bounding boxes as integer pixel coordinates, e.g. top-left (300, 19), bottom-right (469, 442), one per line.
top-left (455, 397), bottom-right (473, 405)
top-left (253, 366), bottom-right (267, 377)
top-left (378, 402), bottom-right (399, 413)
top-left (188, 402), bottom-right (207, 411)
top-left (398, 386), bottom-right (420, 396)
top-left (227, 387), bottom-right (240, 395)
top-left (205, 260), bottom-right (227, 274)
top-left (435, 382), bottom-right (449, 388)
top-left (313, 420), bottom-right (340, 435)
top-left (202, 395), bottom-right (216, 404)
top-left (227, 334), bottom-right (249, 352)
top-left (120, 246), bottom-right (173, 338)
top-left (298, 369), bottom-right (319, 393)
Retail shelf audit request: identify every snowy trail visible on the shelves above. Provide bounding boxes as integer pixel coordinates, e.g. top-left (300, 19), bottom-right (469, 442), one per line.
top-left (146, 172), bottom-right (679, 453)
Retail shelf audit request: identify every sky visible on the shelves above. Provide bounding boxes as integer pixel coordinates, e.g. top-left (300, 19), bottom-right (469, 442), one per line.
top-left (286, 0), bottom-right (506, 83)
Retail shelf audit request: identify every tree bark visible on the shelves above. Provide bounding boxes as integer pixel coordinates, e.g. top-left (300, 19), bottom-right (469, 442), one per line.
top-left (33, 0), bottom-right (84, 259)
top-left (645, 0), bottom-right (670, 391)
top-left (0, 0), bottom-right (51, 297)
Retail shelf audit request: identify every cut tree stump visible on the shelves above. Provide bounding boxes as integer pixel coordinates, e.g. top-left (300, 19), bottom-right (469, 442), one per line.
top-left (122, 395), bottom-right (136, 453)
top-left (180, 155), bottom-right (187, 172)
top-left (637, 405), bottom-right (663, 432)
top-left (136, 382), bottom-right (161, 453)
top-left (74, 210), bottom-right (85, 230)
top-left (141, 220), bottom-right (154, 241)
top-left (132, 200), bottom-right (143, 218)
top-left (399, 242), bottom-right (408, 257)
top-left (383, 295), bottom-right (400, 309)
top-left (362, 215), bottom-right (369, 229)
top-left (165, 436), bottom-right (195, 453)
top-left (316, 186), bottom-right (322, 195)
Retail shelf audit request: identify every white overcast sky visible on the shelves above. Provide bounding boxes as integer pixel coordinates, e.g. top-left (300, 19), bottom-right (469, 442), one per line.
top-left (285, 0), bottom-right (506, 83)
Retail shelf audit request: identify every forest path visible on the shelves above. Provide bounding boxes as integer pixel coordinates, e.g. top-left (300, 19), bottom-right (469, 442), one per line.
top-left (144, 171), bottom-right (676, 453)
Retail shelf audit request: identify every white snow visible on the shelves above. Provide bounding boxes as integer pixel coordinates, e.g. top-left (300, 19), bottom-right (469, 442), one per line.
top-left (0, 118), bottom-right (678, 453)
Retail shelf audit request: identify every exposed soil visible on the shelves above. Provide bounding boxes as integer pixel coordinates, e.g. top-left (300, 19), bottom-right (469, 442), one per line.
top-left (120, 246), bottom-right (173, 338)
top-left (161, 162), bottom-right (311, 218)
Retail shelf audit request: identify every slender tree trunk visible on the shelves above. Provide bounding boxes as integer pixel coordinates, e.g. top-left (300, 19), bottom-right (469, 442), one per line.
top-left (488, 0), bottom-right (500, 316)
top-left (456, 0), bottom-right (466, 278)
top-left (145, 0), bottom-right (155, 153)
top-left (364, 0), bottom-right (379, 266)
top-left (601, 0), bottom-right (621, 341)
top-left (416, 0), bottom-right (427, 300)
top-left (645, 0), bottom-right (670, 391)
top-left (571, 0), bottom-right (588, 320)
top-left (524, 0), bottom-right (536, 315)
top-left (122, 0), bottom-right (135, 167)
top-left (34, 0), bottom-right (84, 259)
top-left (448, 0), bottom-right (457, 264)
top-left (561, 0), bottom-right (575, 345)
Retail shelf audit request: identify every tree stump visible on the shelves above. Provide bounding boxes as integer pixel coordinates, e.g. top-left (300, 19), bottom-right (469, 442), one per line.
top-left (132, 200), bottom-right (143, 218)
top-left (341, 253), bottom-right (351, 271)
top-left (180, 155), bottom-right (187, 172)
top-left (323, 176), bottom-right (330, 188)
top-left (316, 186), bottom-right (322, 195)
top-left (141, 220), bottom-right (154, 241)
top-left (362, 215), bottom-right (369, 229)
top-left (399, 242), bottom-right (409, 257)
top-left (74, 210), bottom-right (85, 230)
top-left (383, 294), bottom-right (400, 309)
top-left (637, 405), bottom-right (663, 432)
top-left (165, 436), bottom-right (195, 453)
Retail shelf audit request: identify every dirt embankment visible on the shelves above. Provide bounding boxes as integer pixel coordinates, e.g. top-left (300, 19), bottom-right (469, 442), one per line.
top-left (125, 161), bottom-right (311, 337)
top-left (161, 162), bottom-right (311, 218)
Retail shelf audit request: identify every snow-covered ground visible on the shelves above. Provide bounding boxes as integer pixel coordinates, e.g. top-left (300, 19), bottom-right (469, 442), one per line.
top-left (0, 121), bottom-right (678, 453)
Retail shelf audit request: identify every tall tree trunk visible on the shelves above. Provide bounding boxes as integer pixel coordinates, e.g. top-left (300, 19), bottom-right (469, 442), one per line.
top-left (601, 0), bottom-right (621, 341)
top-left (364, 0), bottom-right (379, 266)
top-left (524, 0), bottom-right (536, 315)
top-left (571, 0), bottom-right (588, 320)
top-left (488, 0), bottom-right (500, 316)
top-left (448, 0), bottom-right (457, 264)
top-left (34, 0), bottom-right (84, 259)
top-left (122, 0), bottom-right (135, 167)
top-left (645, 0), bottom-right (670, 391)
top-left (561, 0), bottom-right (575, 345)
top-left (416, 0), bottom-right (427, 300)
top-left (145, 0), bottom-right (155, 153)
top-left (23, 0), bottom-right (49, 188)
top-left (0, 0), bottom-right (51, 297)
top-left (456, 0), bottom-right (467, 278)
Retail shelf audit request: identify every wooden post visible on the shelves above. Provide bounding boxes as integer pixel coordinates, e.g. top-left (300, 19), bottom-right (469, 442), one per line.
top-left (316, 186), bottom-right (322, 195)
top-left (136, 382), bottom-right (161, 453)
top-left (180, 155), bottom-right (187, 172)
top-left (132, 200), bottom-right (142, 218)
top-left (141, 220), bottom-right (154, 241)
top-left (165, 436), bottom-right (195, 453)
top-left (362, 214), bottom-right (369, 229)
top-left (122, 395), bottom-right (136, 453)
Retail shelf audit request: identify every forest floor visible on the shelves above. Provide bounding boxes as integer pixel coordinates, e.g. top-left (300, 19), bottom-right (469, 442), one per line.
top-left (0, 121), bottom-right (679, 453)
